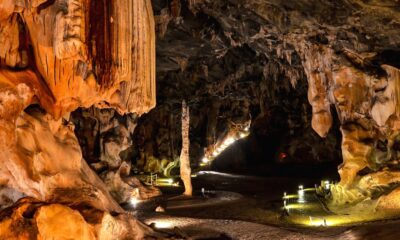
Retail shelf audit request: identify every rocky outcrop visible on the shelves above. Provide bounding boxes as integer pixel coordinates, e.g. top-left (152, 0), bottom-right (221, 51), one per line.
top-left (100, 162), bottom-right (161, 204)
top-left (326, 65), bottom-right (400, 211)
top-left (70, 107), bottom-right (161, 204)
top-left (0, 0), bottom-right (157, 238)
top-left (0, 198), bottom-right (156, 240)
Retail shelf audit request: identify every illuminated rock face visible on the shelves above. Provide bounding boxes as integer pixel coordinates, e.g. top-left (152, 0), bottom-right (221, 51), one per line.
top-left (300, 61), bottom-right (400, 191)
top-left (0, 0), bottom-right (156, 237)
top-left (69, 107), bottom-right (161, 203)
top-left (0, 198), bottom-right (152, 240)
top-left (299, 56), bottom-right (400, 212)
top-left (180, 101), bottom-right (192, 196)
top-left (294, 43), bottom-right (400, 209)
top-left (16, 0), bottom-right (155, 117)
top-left (328, 66), bottom-right (400, 210)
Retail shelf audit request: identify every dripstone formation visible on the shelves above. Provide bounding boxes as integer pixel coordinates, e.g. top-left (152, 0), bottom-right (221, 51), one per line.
top-left (0, 0), bottom-right (400, 238)
top-left (0, 0), bottom-right (159, 238)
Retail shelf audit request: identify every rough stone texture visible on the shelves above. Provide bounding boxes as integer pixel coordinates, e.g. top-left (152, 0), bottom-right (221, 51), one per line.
top-left (0, 0), bottom-right (400, 236)
top-left (0, 0), bottom-right (157, 238)
top-left (0, 98), bottom-right (126, 216)
top-left (100, 162), bottom-right (161, 203)
top-left (70, 107), bottom-right (161, 204)
top-left (0, 198), bottom-right (155, 240)
top-left (36, 204), bottom-right (96, 240)
top-left (12, 0), bottom-right (155, 117)
top-left (180, 100), bottom-right (192, 196)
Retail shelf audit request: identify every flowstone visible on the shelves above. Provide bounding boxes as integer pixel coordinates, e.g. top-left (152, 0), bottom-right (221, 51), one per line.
top-left (0, 0), bottom-right (158, 238)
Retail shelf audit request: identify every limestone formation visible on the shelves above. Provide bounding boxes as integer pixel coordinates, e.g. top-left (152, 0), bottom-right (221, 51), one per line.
top-left (293, 43), bottom-right (334, 138)
top-left (0, 0), bottom-right (157, 238)
top-left (0, 0), bottom-right (400, 237)
top-left (0, 198), bottom-right (156, 240)
top-left (100, 161), bottom-right (161, 204)
top-left (180, 100), bottom-right (192, 196)
top-left (328, 66), bottom-right (400, 209)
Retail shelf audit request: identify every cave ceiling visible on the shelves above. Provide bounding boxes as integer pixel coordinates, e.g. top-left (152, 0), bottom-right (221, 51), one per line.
top-left (129, 0), bottom-right (399, 166)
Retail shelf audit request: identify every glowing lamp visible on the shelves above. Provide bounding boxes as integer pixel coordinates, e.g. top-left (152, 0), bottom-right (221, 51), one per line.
top-left (309, 216), bottom-right (328, 226)
top-left (130, 197), bottom-right (140, 208)
top-left (298, 185), bottom-right (305, 203)
top-left (226, 137), bottom-right (235, 145)
top-left (323, 180), bottom-right (330, 190)
top-left (153, 220), bottom-right (173, 229)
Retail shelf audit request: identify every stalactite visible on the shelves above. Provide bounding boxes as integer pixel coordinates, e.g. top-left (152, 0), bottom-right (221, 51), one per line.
top-left (296, 43), bottom-right (333, 138)
top-left (0, 0), bottom-right (158, 237)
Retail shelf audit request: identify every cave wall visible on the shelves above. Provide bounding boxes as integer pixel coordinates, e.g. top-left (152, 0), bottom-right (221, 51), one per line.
top-left (0, 0), bottom-right (160, 238)
top-left (109, 0), bottom-right (349, 172)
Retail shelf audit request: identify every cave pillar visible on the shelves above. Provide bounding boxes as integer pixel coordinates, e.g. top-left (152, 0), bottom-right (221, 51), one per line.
top-left (339, 121), bottom-right (376, 187)
top-left (180, 100), bottom-right (192, 196)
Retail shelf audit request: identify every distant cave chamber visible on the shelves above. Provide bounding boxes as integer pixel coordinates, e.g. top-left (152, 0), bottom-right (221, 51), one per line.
top-left (71, 45), bottom-right (343, 176)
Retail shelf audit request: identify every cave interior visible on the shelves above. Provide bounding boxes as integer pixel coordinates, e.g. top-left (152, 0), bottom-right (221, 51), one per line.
top-left (0, 0), bottom-right (400, 239)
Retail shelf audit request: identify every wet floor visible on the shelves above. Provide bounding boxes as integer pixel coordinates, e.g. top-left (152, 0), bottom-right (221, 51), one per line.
top-left (136, 171), bottom-right (400, 239)
top-left (165, 170), bottom-right (328, 225)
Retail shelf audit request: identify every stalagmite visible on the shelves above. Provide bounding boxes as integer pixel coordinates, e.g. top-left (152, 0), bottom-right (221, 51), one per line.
top-left (180, 100), bottom-right (193, 196)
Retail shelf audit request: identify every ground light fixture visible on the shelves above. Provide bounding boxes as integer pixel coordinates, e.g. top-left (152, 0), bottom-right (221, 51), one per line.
top-left (309, 216), bottom-right (328, 226)
top-left (153, 220), bottom-right (175, 229)
top-left (130, 197), bottom-right (140, 209)
top-left (156, 178), bottom-right (179, 187)
top-left (298, 185), bottom-right (305, 203)
top-left (323, 180), bottom-right (330, 191)
top-left (283, 181), bottom-right (350, 227)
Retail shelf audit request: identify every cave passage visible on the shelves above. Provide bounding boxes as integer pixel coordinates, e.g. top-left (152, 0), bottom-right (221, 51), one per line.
top-left (1, 0), bottom-right (400, 239)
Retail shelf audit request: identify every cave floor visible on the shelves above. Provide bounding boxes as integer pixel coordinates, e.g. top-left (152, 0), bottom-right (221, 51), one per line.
top-left (135, 171), bottom-right (400, 239)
